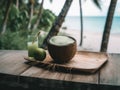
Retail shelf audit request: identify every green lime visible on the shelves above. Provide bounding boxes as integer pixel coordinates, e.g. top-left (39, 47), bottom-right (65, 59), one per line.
top-left (33, 48), bottom-right (46, 61)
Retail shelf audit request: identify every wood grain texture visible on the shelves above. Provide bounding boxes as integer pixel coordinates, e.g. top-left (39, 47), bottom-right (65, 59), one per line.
top-left (1, 50), bottom-right (120, 88)
top-left (24, 51), bottom-right (108, 73)
top-left (21, 66), bottom-right (99, 84)
top-left (100, 54), bottom-right (120, 86)
top-left (21, 52), bottom-right (101, 84)
top-left (0, 50), bottom-right (98, 84)
top-left (0, 50), bottom-right (30, 75)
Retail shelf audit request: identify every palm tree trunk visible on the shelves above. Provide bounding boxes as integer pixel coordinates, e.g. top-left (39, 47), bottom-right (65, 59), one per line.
top-left (0, 0), bottom-right (12, 35)
top-left (79, 0), bottom-right (83, 46)
top-left (32, 0), bottom-right (44, 30)
top-left (16, 0), bottom-right (19, 9)
top-left (42, 0), bottom-right (73, 49)
top-left (27, 0), bottom-right (34, 30)
top-left (100, 0), bottom-right (118, 52)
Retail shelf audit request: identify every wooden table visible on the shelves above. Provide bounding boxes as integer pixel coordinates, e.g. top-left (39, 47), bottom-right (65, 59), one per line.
top-left (0, 50), bottom-right (120, 90)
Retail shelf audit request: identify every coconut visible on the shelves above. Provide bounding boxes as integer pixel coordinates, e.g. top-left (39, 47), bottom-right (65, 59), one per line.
top-left (47, 36), bottom-right (77, 63)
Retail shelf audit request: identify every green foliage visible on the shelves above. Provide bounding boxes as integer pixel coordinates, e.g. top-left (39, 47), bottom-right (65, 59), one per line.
top-left (8, 4), bottom-right (29, 31)
top-left (0, 2), bottom-right (56, 50)
top-left (0, 31), bottom-right (27, 50)
top-left (0, 13), bottom-right (3, 25)
top-left (10, 4), bottom-right (19, 17)
top-left (31, 15), bottom-right (37, 25)
top-left (38, 32), bottom-right (48, 46)
top-left (39, 9), bottom-right (56, 31)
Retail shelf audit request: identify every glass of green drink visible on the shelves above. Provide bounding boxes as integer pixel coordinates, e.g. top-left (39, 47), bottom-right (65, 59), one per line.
top-left (27, 35), bottom-right (38, 57)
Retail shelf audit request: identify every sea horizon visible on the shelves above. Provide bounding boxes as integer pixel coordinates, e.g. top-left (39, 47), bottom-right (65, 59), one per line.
top-left (62, 16), bottom-right (120, 34)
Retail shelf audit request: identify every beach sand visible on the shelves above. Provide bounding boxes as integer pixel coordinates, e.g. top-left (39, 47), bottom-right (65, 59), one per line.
top-left (59, 29), bottom-right (120, 53)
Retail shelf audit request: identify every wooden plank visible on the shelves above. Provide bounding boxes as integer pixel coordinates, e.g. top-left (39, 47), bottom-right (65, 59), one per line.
top-left (0, 73), bottom-right (100, 90)
top-left (100, 53), bottom-right (120, 86)
top-left (1, 74), bottom-right (120, 90)
top-left (1, 50), bottom-right (120, 88)
top-left (0, 50), bottom-right (30, 75)
top-left (21, 66), bottom-right (99, 84)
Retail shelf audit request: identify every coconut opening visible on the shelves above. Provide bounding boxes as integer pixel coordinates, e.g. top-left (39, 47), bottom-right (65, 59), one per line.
top-left (49, 36), bottom-right (75, 46)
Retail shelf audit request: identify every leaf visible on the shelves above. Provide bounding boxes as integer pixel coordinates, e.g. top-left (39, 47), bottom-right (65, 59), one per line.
top-left (10, 4), bottom-right (19, 17)
top-left (31, 15), bottom-right (37, 24)
top-left (20, 10), bottom-right (29, 19)
top-left (42, 9), bottom-right (56, 21)
top-left (49, 0), bottom-right (53, 3)
top-left (43, 18), bottom-right (52, 26)
top-left (92, 0), bottom-right (102, 10)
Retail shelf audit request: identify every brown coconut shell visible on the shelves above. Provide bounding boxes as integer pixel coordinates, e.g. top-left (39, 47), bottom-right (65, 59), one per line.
top-left (47, 36), bottom-right (77, 63)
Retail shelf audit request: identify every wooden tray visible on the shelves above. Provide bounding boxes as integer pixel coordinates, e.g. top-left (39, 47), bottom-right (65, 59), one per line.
top-left (24, 51), bottom-right (108, 74)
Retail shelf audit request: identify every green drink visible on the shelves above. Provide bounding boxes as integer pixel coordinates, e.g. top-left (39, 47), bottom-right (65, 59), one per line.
top-left (27, 35), bottom-right (38, 57)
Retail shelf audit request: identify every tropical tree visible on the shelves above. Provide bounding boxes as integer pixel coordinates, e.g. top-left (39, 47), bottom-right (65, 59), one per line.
top-left (0, 0), bottom-right (56, 49)
top-left (79, 0), bottom-right (101, 46)
top-left (100, 0), bottom-right (118, 52)
top-left (27, 0), bottom-right (35, 30)
top-left (0, 0), bottom-right (13, 35)
top-left (79, 0), bottom-right (83, 46)
top-left (42, 0), bottom-right (73, 48)
top-left (32, 0), bottom-right (44, 30)
top-left (15, 0), bottom-right (19, 9)
top-left (42, 0), bottom-right (102, 48)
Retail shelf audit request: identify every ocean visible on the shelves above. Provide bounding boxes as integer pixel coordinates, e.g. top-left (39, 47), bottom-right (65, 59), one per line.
top-left (62, 16), bottom-right (120, 34)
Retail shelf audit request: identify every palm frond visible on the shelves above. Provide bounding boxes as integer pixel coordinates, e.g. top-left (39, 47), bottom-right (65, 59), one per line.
top-left (49, 0), bottom-right (53, 3)
top-left (92, 0), bottom-right (102, 10)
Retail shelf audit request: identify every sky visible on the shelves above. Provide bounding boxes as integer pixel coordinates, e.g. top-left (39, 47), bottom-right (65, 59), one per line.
top-left (43, 0), bottom-right (120, 16)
